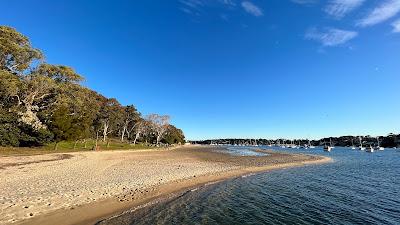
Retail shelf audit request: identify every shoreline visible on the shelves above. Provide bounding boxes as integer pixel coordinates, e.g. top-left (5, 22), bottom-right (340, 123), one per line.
top-left (1, 146), bottom-right (332, 225)
top-left (96, 155), bottom-right (332, 225)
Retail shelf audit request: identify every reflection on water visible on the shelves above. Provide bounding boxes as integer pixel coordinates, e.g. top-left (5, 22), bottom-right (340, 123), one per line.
top-left (99, 147), bottom-right (400, 225)
top-left (223, 146), bottom-right (268, 156)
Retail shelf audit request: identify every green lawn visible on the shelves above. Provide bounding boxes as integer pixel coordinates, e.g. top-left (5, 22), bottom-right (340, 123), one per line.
top-left (0, 140), bottom-right (154, 156)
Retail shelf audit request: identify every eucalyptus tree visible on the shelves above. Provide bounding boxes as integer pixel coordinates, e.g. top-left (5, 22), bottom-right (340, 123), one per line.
top-left (120, 105), bottom-right (140, 142)
top-left (146, 114), bottom-right (170, 145)
top-left (0, 26), bottom-right (43, 74)
top-left (97, 98), bottom-right (124, 142)
top-left (163, 125), bottom-right (185, 145)
top-left (128, 118), bottom-right (148, 145)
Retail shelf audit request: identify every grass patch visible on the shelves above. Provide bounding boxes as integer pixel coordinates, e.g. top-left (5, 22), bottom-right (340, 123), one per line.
top-left (0, 139), bottom-right (154, 156)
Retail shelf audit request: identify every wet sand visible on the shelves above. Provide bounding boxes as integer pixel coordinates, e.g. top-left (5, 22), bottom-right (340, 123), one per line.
top-left (0, 146), bottom-right (331, 225)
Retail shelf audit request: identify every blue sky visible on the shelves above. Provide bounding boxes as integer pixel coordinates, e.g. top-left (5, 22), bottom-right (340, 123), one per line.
top-left (1, 0), bottom-right (400, 140)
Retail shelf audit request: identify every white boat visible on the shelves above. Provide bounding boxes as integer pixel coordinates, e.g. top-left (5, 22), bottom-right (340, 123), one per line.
top-left (376, 137), bottom-right (384, 151)
top-left (289, 140), bottom-right (297, 148)
top-left (359, 137), bottom-right (365, 151)
top-left (329, 138), bottom-right (335, 149)
top-left (308, 140), bottom-right (315, 149)
top-left (324, 139), bottom-right (332, 152)
top-left (324, 145), bottom-right (332, 152)
top-left (351, 139), bottom-right (356, 149)
top-left (366, 145), bottom-right (374, 153)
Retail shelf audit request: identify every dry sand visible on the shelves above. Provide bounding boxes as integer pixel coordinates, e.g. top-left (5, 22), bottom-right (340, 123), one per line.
top-left (0, 146), bottom-right (331, 225)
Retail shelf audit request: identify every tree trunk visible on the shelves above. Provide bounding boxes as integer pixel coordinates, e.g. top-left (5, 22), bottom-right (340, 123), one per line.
top-left (121, 126), bottom-right (126, 142)
top-left (103, 122), bottom-right (108, 142)
top-left (156, 135), bottom-right (161, 146)
top-left (73, 140), bottom-right (78, 150)
top-left (84, 139), bottom-right (87, 149)
top-left (133, 133), bottom-right (140, 145)
top-left (94, 131), bottom-right (99, 151)
top-left (54, 142), bottom-right (59, 151)
top-left (107, 140), bottom-right (110, 148)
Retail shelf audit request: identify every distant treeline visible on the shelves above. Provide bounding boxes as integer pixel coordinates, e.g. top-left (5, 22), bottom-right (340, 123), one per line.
top-left (0, 26), bottom-right (184, 148)
top-left (191, 134), bottom-right (400, 148)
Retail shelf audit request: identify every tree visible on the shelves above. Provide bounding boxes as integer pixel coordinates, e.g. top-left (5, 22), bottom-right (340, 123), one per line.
top-left (11, 73), bottom-right (56, 130)
top-left (96, 98), bottom-right (123, 142)
top-left (36, 64), bottom-right (84, 83)
top-left (120, 105), bottom-right (140, 142)
top-left (163, 125), bottom-right (185, 145)
top-left (0, 26), bottom-right (43, 74)
top-left (129, 118), bottom-right (148, 145)
top-left (147, 114), bottom-right (170, 145)
top-left (0, 70), bottom-right (54, 146)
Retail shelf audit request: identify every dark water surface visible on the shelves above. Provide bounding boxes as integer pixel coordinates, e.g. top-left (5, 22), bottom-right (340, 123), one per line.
top-left (100, 147), bottom-right (400, 225)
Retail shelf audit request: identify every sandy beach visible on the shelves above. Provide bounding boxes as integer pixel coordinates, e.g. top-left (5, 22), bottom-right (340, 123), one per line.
top-left (0, 146), bottom-right (331, 225)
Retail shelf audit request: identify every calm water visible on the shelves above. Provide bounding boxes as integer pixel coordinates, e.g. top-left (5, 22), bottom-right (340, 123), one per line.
top-left (100, 147), bottom-right (400, 225)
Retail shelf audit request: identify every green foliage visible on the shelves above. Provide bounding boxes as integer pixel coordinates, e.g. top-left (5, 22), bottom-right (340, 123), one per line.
top-left (36, 64), bottom-right (84, 83)
top-left (50, 105), bottom-right (82, 142)
top-left (0, 107), bottom-right (53, 147)
top-left (0, 26), bottom-right (43, 73)
top-left (163, 125), bottom-right (185, 145)
top-left (0, 107), bottom-right (20, 146)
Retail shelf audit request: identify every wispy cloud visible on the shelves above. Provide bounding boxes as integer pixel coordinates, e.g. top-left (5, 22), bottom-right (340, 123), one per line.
top-left (393, 19), bottom-right (400, 32)
top-left (241, 1), bottom-right (263, 17)
top-left (179, 0), bottom-right (204, 15)
top-left (325, 0), bottom-right (365, 19)
top-left (291, 0), bottom-right (318, 5)
top-left (305, 27), bottom-right (358, 46)
top-left (219, 0), bottom-right (236, 6)
top-left (357, 0), bottom-right (400, 27)
top-left (180, 0), bottom-right (204, 9)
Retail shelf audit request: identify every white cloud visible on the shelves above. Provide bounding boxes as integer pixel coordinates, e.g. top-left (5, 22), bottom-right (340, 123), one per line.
top-left (358, 0), bottom-right (400, 27)
top-left (325, 0), bottom-right (365, 19)
top-left (179, 0), bottom-right (237, 17)
top-left (291, 0), bottom-right (318, 5)
top-left (393, 19), bottom-right (400, 32)
top-left (241, 1), bottom-right (263, 17)
top-left (219, 0), bottom-right (236, 6)
top-left (180, 0), bottom-right (204, 9)
top-left (305, 27), bottom-right (358, 46)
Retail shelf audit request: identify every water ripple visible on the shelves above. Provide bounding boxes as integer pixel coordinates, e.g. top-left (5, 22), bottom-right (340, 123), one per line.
top-left (99, 147), bottom-right (400, 225)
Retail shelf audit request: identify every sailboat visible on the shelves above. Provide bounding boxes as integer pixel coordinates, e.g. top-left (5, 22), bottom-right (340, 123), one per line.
top-left (308, 140), bottom-right (315, 149)
top-left (324, 144), bottom-right (332, 152)
top-left (330, 138), bottom-right (335, 149)
top-left (281, 139), bottom-right (287, 148)
top-left (366, 145), bottom-right (374, 153)
top-left (324, 139), bottom-right (332, 152)
top-left (359, 137), bottom-right (366, 151)
top-left (376, 137), bottom-right (384, 151)
top-left (290, 140), bottom-right (297, 148)
top-left (351, 139), bottom-right (356, 150)
top-left (253, 139), bottom-right (258, 147)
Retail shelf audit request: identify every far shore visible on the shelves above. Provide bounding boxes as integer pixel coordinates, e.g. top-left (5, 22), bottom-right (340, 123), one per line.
top-left (0, 145), bottom-right (332, 225)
